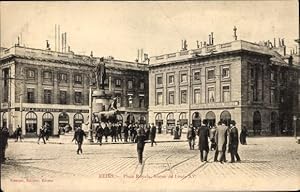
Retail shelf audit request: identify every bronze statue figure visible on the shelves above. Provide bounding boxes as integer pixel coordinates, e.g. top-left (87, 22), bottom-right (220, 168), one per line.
top-left (94, 59), bottom-right (106, 90)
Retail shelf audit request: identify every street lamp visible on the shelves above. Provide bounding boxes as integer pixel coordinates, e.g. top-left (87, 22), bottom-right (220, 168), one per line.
top-left (19, 93), bottom-right (23, 135)
top-left (293, 115), bottom-right (297, 138)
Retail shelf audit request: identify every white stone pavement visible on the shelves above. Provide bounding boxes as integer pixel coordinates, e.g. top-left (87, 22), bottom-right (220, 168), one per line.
top-left (1, 137), bottom-right (300, 192)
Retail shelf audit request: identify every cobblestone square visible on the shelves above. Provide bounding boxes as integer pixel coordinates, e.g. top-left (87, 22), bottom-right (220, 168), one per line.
top-left (1, 136), bottom-right (300, 191)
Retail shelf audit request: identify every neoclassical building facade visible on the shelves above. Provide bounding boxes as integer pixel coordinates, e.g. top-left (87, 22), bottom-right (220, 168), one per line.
top-left (0, 45), bottom-right (148, 136)
top-left (148, 40), bottom-right (300, 135)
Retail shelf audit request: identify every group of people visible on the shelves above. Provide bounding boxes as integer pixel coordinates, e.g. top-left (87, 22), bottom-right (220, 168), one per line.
top-left (93, 122), bottom-right (157, 146)
top-left (71, 122), bottom-right (157, 158)
top-left (187, 120), bottom-right (246, 163)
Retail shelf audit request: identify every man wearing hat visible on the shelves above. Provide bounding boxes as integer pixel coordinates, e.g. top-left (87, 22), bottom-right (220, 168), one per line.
top-left (198, 122), bottom-right (209, 162)
top-left (228, 120), bottom-right (241, 163)
top-left (72, 127), bottom-right (87, 154)
top-left (187, 124), bottom-right (196, 150)
top-left (136, 125), bottom-right (146, 164)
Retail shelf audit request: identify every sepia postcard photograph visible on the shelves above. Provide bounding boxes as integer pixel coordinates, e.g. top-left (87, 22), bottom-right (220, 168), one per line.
top-left (0, 1), bottom-right (299, 191)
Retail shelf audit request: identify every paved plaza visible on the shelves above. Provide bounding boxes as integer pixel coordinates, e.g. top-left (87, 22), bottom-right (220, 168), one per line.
top-left (1, 136), bottom-right (300, 191)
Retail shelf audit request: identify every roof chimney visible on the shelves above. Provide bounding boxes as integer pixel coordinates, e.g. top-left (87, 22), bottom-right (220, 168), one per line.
top-left (278, 38), bottom-right (281, 47)
top-left (46, 40), bottom-right (50, 50)
top-left (196, 40), bottom-right (200, 48)
top-left (208, 34), bottom-right (211, 45)
top-left (211, 32), bottom-right (214, 45)
top-left (273, 38), bottom-right (276, 48)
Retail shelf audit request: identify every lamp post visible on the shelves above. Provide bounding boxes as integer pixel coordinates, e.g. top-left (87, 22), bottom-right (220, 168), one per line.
top-left (88, 83), bottom-right (94, 143)
top-left (19, 93), bottom-right (23, 135)
top-left (293, 115), bottom-right (297, 138)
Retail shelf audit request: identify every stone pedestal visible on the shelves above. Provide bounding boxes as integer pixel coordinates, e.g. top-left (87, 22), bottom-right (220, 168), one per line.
top-left (92, 89), bottom-right (113, 121)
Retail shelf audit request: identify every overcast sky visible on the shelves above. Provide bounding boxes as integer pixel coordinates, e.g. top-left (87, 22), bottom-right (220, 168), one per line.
top-left (1, 1), bottom-right (299, 61)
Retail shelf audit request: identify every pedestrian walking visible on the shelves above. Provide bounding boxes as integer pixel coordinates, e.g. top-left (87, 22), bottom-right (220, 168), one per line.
top-left (228, 121), bottom-right (241, 163)
top-left (37, 125), bottom-right (46, 144)
top-left (117, 123), bottom-right (123, 142)
top-left (150, 123), bottom-right (157, 147)
top-left (15, 125), bottom-right (23, 142)
top-left (0, 127), bottom-right (9, 163)
top-left (72, 127), bottom-right (87, 154)
top-left (145, 124), bottom-right (151, 141)
top-left (44, 123), bottom-right (50, 141)
top-left (214, 120), bottom-right (228, 163)
top-left (198, 122), bottom-right (209, 162)
top-left (187, 124), bottom-right (196, 150)
top-left (123, 124), bottom-right (129, 142)
top-left (132, 124), bottom-right (137, 143)
top-left (209, 125), bottom-right (217, 151)
top-left (96, 125), bottom-right (104, 145)
top-left (240, 126), bottom-right (248, 145)
top-left (104, 123), bottom-right (110, 142)
top-left (136, 125), bottom-right (146, 164)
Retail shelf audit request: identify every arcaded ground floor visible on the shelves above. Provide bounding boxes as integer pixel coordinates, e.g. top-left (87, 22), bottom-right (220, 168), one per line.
top-left (149, 107), bottom-right (299, 136)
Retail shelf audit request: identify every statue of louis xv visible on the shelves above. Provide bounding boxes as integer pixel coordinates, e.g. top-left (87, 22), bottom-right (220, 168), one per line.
top-left (93, 57), bottom-right (106, 90)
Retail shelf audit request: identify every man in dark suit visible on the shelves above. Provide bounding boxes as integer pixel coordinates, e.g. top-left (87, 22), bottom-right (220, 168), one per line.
top-left (0, 127), bottom-right (9, 163)
top-left (96, 125), bottom-right (104, 145)
top-left (198, 122), bottom-right (209, 162)
top-left (15, 125), bottom-right (23, 142)
top-left (123, 123), bottom-right (129, 142)
top-left (136, 126), bottom-right (146, 164)
top-left (150, 123), bottom-right (157, 147)
top-left (228, 121), bottom-right (241, 163)
top-left (37, 125), bottom-right (46, 144)
top-left (72, 127), bottom-right (87, 154)
top-left (240, 126), bottom-right (248, 145)
top-left (103, 123), bottom-right (110, 142)
top-left (117, 123), bottom-right (123, 142)
top-left (187, 124), bottom-right (196, 150)
top-left (111, 123), bottom-right (117, 142)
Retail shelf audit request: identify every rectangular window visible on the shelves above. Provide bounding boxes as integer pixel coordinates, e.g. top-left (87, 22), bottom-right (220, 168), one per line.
top-left (168, 75), bottom-right (174, 84)
top-left (115, 79), bottom-right (121, 87)
top-left (27, 70), bottom-right (35, 79)
top-left (27, 88), bottom-right (35, 103)
top-left (207, 69), bottom-right (215, 80)
top-left (251, 67), bottom-right (255, 79)
top-left (270, 89), bottom-right (275, 104)
top-left (60, 91), bottom-right (67, 104)
top-left (59, 73), bottom-right (68, 83)
top-left (75, 91), bottom-right (82, 104)
top-left (43, 71), bottom-right (52, 81)
top-left (193, 89), bottom-right (201, 104)
top-left (222, 86), bottom-right (230, 102)
top-left (128, 95), bottom-right (133, 107)
top-left (139, 97), bottom-right (144, 108)
top-left (168, 91), bottom-right (174, 104)
top-left (115, 94), bottom-right (122, 107)
top-left (156, 92), bottom-right (163, 105)
top-left (208, 87), bottom-right (215, 103)
top-left (44, 89), bottom-right (52, 104)
top-left (74, 74), bottom-right (82, 84)
top-left (157, 76), bottom-right (163, 85)
top-left (140, 82), bottom-right (145, 90)
top-left (222, 67), bottom-right (230, 79)
top-left (271, 71), bottom-right (274, 81)
top-left (194, 71), bottom-right (201, 81)
top-left (181, 90), bottom-right (187, 104)
top-left (128, 80), bottom-right (133, 89)
top-left (180, 73), bottom-right (187, 83)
